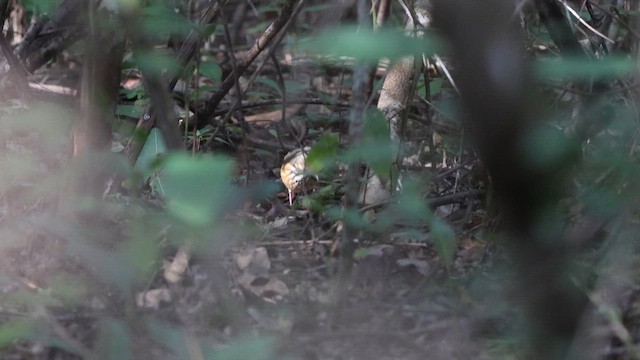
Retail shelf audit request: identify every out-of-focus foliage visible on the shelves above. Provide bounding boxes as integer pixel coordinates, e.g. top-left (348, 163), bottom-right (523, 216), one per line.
top-left (301, 26), bottom-right (445, 62)
top-left (159, 154), bottom-right (234, 226)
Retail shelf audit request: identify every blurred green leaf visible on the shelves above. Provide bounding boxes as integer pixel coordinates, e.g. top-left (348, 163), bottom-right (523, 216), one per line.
top-left (584, 188), bottom-right (620, 221)
top-left (329, 207), bottom-right (369, 229)
top-left (430, 218), bottom-right (456, 265)
top-left (96, 318), bottom-right (132, 360)
top-left (146, 319), bottom-right (190, 357)
top-left (304, 183), bottom-right (340, 211)
top-left (284, 79), bottom-right (308, 94)
top-left (396, 191), bottom-right (429, 225)
top-left (67, 240), bottom-right (136, 293)
top-left (142, 5), bottom-right (193, 39)
top-left (199, 62), bottom-right (222, 82)
top-left (304, 4), bottom-right (335, 12)
top-left (8, 104), bottom-right (74, 151)
top-left (116, 103), bottom-right (144, 118)
top-left (119, 87), bottom-right (145, 101)
top-left (201, 23), bottom-right (221, 38)
top-left (255, 77), bottom-right (282, 96)
top-left (362, 109), bottom-right (392, 178)
top-left (521, 125), bottom-right (573, 171)
top-left (160, 154), bottom-right (234, 226)
top-left (209, 335), bottom-right (275, 360)
top-left (134, 49), bottom-right (181, 77)
top-left (135, 128), bottom-right (167, 179)
top-left (124, 226), bottom-right (161, 278)
top-left (300, 26), bottom-right (444, 62)
top-left (0, 155), bottom-right (38, 191)
top-left (246, 90), bottom-right (271, 98)
top-left (49, 275), bottom-right (88, 304)
top-left (22, 0), bottom-right (55, 14)
top-left (534, 56), bottom-right (636, 80)
top-left (0, 319), bottom-right (37, 347)
top-left (307, 134), bottom-right (339, 172)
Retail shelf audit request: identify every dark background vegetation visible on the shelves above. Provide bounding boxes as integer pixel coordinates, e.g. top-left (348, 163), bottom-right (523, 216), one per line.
top-left (0, 0), bottom-right (638, 359)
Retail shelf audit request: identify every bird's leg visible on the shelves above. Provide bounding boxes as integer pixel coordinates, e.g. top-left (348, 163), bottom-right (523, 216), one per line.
top-left (288, 189), bottom-right (293, 206)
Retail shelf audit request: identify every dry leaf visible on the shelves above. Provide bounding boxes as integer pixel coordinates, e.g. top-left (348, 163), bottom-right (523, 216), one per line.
top-left (243, 104), bottom-right (303, 123)
top-left (235, 247), bottom-right (271, 275)
top-left (136, 288), bottom-right (171, 309)
top-left (396, 258), bottom-right (430, 276)
top-left (164, 245), bottom-right (190, 284)
top-left (237, 273), bottom-right (289, 302)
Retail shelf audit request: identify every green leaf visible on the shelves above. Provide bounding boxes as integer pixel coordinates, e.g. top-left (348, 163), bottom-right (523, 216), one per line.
top-left (246, 90), bottom-right (272, 98)
top-left (199, 62), bottom-right (222, 82)
top-left (255, 77), bottom-right (282, 96)
top-left (430, 218), bottom-right (456, 265)
top-left (201, 24), bottom-right (222, 38)
top-left (284, 79), bottom-right (308, 94)
top-left (96, 318), bottom-right (132, 360)
top-left (160, 154), bottom-right (234, 226)
top-left (583, 188), bottom-right (620, 221)
top-left (134, 49), bottom-right (181, 77)
top-left (142, 5), bottom-right (193, 39)
top-left (135, 128), bottom-right (167, 178)
top-left (307, 134), bottom-right (340, 172)
top-left (124, 226), bottom-right (161, 278)
top-left (429, 77), bottom-right (444, 94)
top-left (361, 109), bottom-right (392, 177)
top-left (299, 26), bottom-right (444, 63)
top-left (396, 191), bottom-right (430, 225)
top-left (534, 56), bottom-right (636, 81)
top-left (209, 335), bottom-right (275, 360)
top-left (0, 319), bottom-right (36, 347)
top-left (116, 103), bottom-right (144, 118)
top-left (521, 125), bottom-right (573, 171)
top-left (146, 319), bottom-right (190, 357)
top-left (22, 0), bottom-right (55, 14)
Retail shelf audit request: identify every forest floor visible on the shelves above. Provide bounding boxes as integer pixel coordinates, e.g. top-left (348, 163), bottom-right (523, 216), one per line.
top-left (0, 108), bottom-right (515, 359)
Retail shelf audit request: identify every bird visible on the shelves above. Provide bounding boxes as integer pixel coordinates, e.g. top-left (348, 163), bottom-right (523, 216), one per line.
top-left (280, 147), bottom-right (310, 206)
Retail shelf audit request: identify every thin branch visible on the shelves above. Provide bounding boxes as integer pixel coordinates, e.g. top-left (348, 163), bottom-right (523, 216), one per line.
top-left (197, 0), bottom-right (300, 125)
